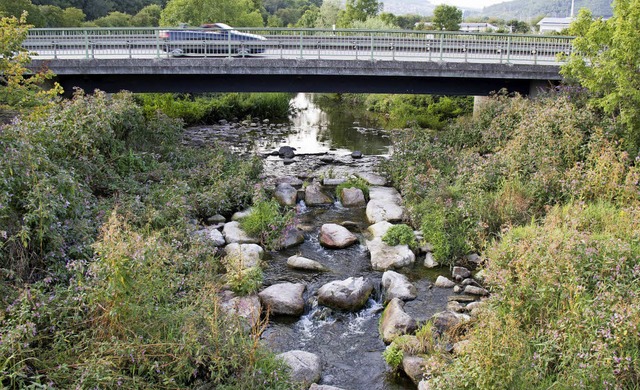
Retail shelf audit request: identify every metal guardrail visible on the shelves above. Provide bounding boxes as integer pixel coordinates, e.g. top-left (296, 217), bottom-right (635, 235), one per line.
top-left (24, 27), bottom-right (574, 65)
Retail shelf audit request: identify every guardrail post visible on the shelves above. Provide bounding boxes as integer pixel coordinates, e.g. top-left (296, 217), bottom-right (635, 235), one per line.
top-left (532, 48), bottom-right (538, 65)
top-left (498, 47), bottom-right (503, 63)
top-left (390, 43), bottom-right (395, 61)
top-left (439, 33), bottom-right (444, 61)
top-left (52, 41), bottom-right (57, 59)
top-left (427, 44), bottom-right (431, 61)
top-left (370, 33), bottom-right (374, 61)
top-left (155, 30), bottom-right (160, 58)
top-left (227, 32), bottom-right (232, 58)
top-left (506, 36), bottom-right (512, 63)
top-left (278, 41), bottom-right (283, 59)
top-left (463, 44), bottom-right (467, 62)
top-left (317, 40), bottom-right (321, 59)
top-left (127, 40), bottom-right (132, 59)
top-left (203, 40), bottom-right (207, 58)
top-left (299, 30), bottom-right (304, 59)
top-left (84, 30), bottom-right (89, 59)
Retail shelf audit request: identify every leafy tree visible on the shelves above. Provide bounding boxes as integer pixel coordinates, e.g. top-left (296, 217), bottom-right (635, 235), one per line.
top-left (61, 6), bottom-right (85, 26)
top-left (396, 14), bottom-right (423, 30)
top-left (130, 3), bottom-right (161, 26)
top-left (296, 6), bottom-right (319, 27)
top-left (562, 1), bottom-right (640, 155)
top-left (432, 4), bottom-right (462, 31)
top-left (315, 0), bottom-right (341, 28)
top-left (0, 0), bottom-right (45, 26)
top-left (506, 18), bottom-right (530, 33)
top-left (160, 0), bottom-right (263, 27)
top-left (351, 16), bottom-right (398, 30)
top-left (0, 14), bottom-right (62, 108)
top-left (337, 0), bottom-right (380, 27)
top-left (93, 10), bottom-right (131, 26)
top-left (38, 4), bottom-right (64, 26)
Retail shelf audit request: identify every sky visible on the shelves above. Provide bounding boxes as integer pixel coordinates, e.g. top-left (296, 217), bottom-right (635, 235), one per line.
top-left (435, 0), bottom-right (510, 8)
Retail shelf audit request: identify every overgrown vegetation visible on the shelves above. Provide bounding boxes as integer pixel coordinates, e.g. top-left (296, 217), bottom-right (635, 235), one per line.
top-left (381, 224), bottom-right (416, 249)
top-left (137, 92), bottom-right (293, 126)
top-left (238, 192), bottom-right (297, 251)
top-left (0, 86), bottom-right (297, 387)
top-left (335, 177), bottom-right (370, 200)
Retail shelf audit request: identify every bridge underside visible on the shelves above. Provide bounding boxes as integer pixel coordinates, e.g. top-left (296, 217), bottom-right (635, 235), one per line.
top-left (32, 58), bottom-right (562, 96)
top-left (54, 73), bottom-right (539, 95)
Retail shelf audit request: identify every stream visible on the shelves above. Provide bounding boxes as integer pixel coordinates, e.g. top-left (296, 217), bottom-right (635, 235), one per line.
top-left (184, 93), bottom-right (452, 390)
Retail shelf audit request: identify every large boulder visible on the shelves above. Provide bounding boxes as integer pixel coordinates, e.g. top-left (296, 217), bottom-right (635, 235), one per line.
top-left (379, 298), bottom-right (417, 344)
top-left (381, 271), bottom-right (417, 304)
top-left (287, 255), bottom-right (328, 272)
top-left (402, 355), bottom-right (427, 385)
top-left (280, 227), bottom-right (305, 249)
top-left (305, 182), bottom-right (333, 205)
top-left (319, 223), bottom-right (358, 249)
top-left (452, 266), bottom-right (471, 281)
top-left (278, 146), bottom-right (296, 159)
top-left (366, 238), bottom-right (415, 271)
top-left (277, 350), bottom-right (321, 385)
top-left (434, 275), bottom-right (455, 288)
top-left (366, 221), bottom-right (394, 239)
top-left (258, 283), bottom-right (306, 316)
top-left (355, 172), bottom-right (387, 186)
top-left (274, 183), bottom-right (298, 207)
top-left (366, 187), bottom-right (404, 224)
top-left (318, 277), bottom-right (373, 311)
top-left (222, 221), bottom-right (259, 244)
top-left (195, 226), bottom-right (226, 247)
top-left (218, 290), bottom-right (261, 330)
top-left (339, 187), bottom-right (366, 207)
top-left (224, 243), bottom-right (264, 269)
top-left (432, 310), bottom-right (470, 334)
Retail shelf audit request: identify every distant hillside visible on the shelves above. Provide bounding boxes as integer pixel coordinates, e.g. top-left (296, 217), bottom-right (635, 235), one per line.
top-left (470, 0), bottom-right (612, 20)
top-left (382, 0), bottom-right (434, 16)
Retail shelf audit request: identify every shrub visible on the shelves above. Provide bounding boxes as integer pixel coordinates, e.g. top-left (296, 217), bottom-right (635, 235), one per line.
top-left (335, 177), bottom-right (370, 200)
top-left (382, 224), bottom-right (417, 249)
top-left (383, 344), bottom-right (404, 370)
top-left (239, 194), bottom-right (296, 250)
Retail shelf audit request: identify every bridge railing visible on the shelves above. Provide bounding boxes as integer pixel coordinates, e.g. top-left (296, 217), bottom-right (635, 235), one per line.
top-left (24, 27), bottom-right (574, 64)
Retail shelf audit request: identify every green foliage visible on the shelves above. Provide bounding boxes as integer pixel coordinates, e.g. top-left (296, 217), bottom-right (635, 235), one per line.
top-left (92, 11), bottom-right (132, 27)
top-left (337, 0), bottom-right (381, 26)
top-left (477, 0), bottom-right (612, 20)
top-left (383, 92), bottom-right (639, 265)
top-left (562, 2), bottom-right (640, 156)
top-left (364, 94), bottom-right (473, 130)
top-left (224, 260), bottom-right (264, 295)
top-left (0, 14), bottom-right (62, 109)
top-left (382, 344), bottom-right (404, 370)
top-left (432, 4), bottom-right (462, 31)
top-left (430, 203), bottom-right (640, 388)
top-left (239, 194), bottom-right (296, 250)
top-left (137, 92), bottom-right (292, 126)
top-left (382, 224), bottom-right (417, 249)
top-left (159, 0), bottom-right (264, 27)
top-left (335, 177), bottom-right (370, 200)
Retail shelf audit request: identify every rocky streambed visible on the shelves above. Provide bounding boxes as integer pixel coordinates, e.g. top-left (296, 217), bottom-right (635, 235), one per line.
top-left (183, 98), bottom-right (488, 389)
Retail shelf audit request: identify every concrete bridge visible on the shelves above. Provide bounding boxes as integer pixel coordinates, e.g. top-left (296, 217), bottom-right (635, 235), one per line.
top-left (26, 27), bottom-right (570, 95)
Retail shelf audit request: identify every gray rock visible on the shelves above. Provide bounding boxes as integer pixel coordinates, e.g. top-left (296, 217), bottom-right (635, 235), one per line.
top-left (366, 187), bottom-right (405, 224)
top-left (380, 298), bottom-right (417, 344)
top-left (464, 285), bottom-right (489, 296)
top-left (207, 214), bottom-right (226, 224)
top-left (277, 350), bottom-right (321, 385)
top-left (453, 339), bottom-right (472, 355)
top-left (276, 176), bottom-right (303, 188)
top-left (452, 266), bottom-right (471, 281)
top-left (218, 290), bottom-right (261, 330)
top-left (453, 285), bottom-right (462, 293)
top-left (340, 187), bottom-right (366, 207)
top-left (320, 155), bottom-right (335, 163)
top-left (366, 221), bottom-right (394, 239)
top-left (474, 269), bottom-right (487, 284)
top-left (258, 283), bottom-right (306, 316)
top-left (351, 150), bottom-right (363, 159)
top-left (382, 270), bottom-right (417, 303)
top-left (287, 255), bottom-right (328, 272)
top-left (446, 300), bottom-right (465, 313)
top-left (305, 182), bottom-right (333, 205)
top-left (418, 379), bottom-right (433, 390)
top-left (466, 253), bottom-right (483, 267)
top-left (278, 146), bottom-right (296, 159)
top-left (323, 178), bottom-right (347, 186)
top-left (366, 237), bottom-right (415, 271)
top-left (319, 223), bottom-right (358, 249)
top-left (318, 277), bottom-right (373, 311)
top-left (231, 208), bottom-right (253, 221)
top-left (461, 278), bottom-right (478, 286)
top-left (195, 226), bottom-right (226, 247)
top-left (283, 158), bottom-right (295, 165)
top-left (274, 183), bottom-right (298, 207)
top-left (222, 221), bottom-right (259, 244)
top-left (224, 243), bottom-right (264, 269)
top-left (280, 227), bottom-right (305, 249)
top-left (355, 172), bottom-right (387, 186)
top-left (309, 384), bottom-right (346, 390)
top-left (434, 275), bottom-right (455, 288)
top-left (447, 294), bottom-right (477, 303)
top-left (402, 355), bottom-right (426, 385)
top-left (423, 252), bottom-right (439, 268)
top-left (432, 311), bottom-right (470, 334)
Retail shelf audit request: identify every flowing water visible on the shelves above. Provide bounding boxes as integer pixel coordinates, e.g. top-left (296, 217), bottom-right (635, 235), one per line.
top-left (184, 93), bottom-right (451, 389)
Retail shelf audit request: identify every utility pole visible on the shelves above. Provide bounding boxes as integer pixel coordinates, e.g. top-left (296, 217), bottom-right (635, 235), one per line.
top-left (570, 0), bottom-right (575, 17)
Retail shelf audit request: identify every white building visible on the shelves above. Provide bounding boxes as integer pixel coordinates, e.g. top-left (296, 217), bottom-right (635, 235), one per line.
top-left (537, 17), bottom-right (573, 33)
top-left (459, 22), bottom-right (498, 32)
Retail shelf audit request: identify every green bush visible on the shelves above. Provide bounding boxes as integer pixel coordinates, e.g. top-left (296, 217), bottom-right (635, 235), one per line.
top-left (382, 224), bottom-right (417, 249)
top-left (335, 177), bottom-right (370, 200)
top-left (383, 344), bottom-right (404, 370)
top-left (431, 203), bottom-right (640, 389)
top-left (239, 194), bottom-right (296, 250)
